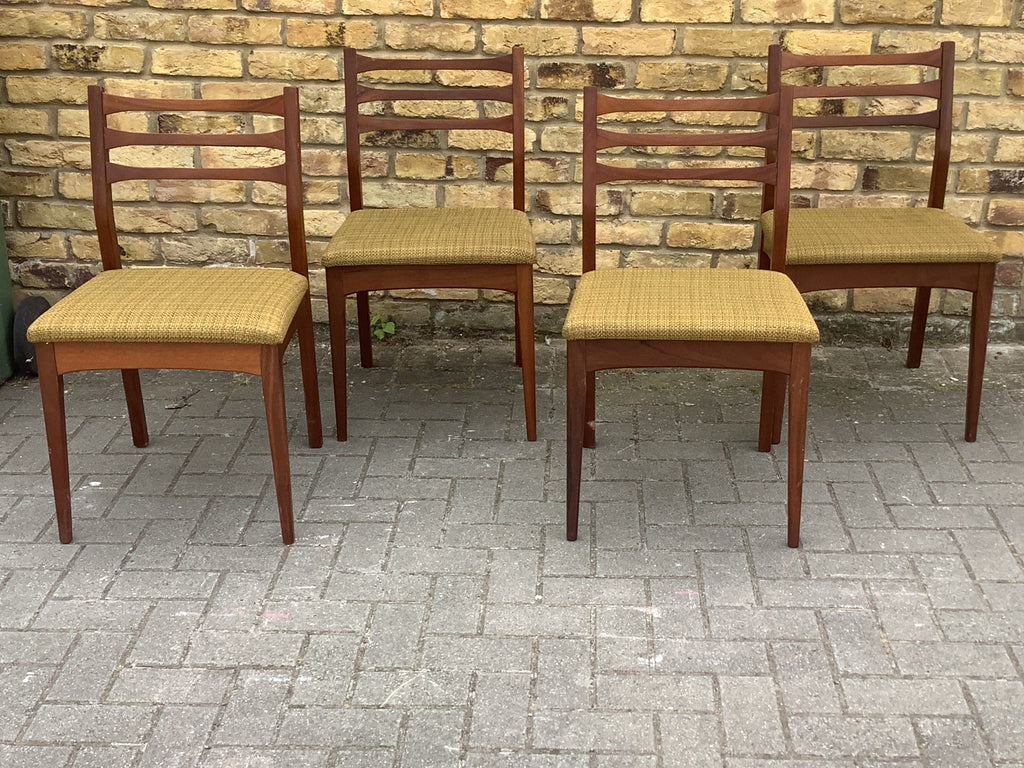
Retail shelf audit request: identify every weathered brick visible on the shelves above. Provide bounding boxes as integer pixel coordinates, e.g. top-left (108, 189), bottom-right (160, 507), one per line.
top-left (988, 200), bottom-right (1024, 227)
top-left (995, 135), bottom-right (1024, 163)
top-left (69, 234), bottom-right (154, 263)
top-left (6, 76), bottom-right (94, 105)
top-left (17, 260), bottom-right (98, 290)
top-left (442, 0), bottom-right (530, 19)
top-left (395, 153), bottom-right (478, 180)
top-left (188, 15), bottom-right (283, 45)
top-left (385, 22), bottom-right (476, 52)
top-left (943, 0), bottom-right (1012, 26)
top-left (541, 0), bottom-right (631, 21)
top-left (201, 208), bottom-right (286, 235)
top-left (0, 9), bottom-right (87, 39)
top-left (741, 0), bottom-right (833, 23)
top-left (54, 44), bottom-right (145, 73)
top-left (636, 62), bottom-right (729, 91)
top-left (641, 0), bottom-right (733, 22)
top-left (343, 0), bottom-right (432, 15)
top-left (248, 50), bottom-right (338, 81)
top-left (287, 19), bottom-right (374, 48)
top-left (0, 43), bottom-right (46, 70)
top-left (666, 221), bottom-right (754, 250)
top-left (243, 0), bottom-right (336, 12)
top-left (630, 190), bottom-right (714, 217)
top-left (95, 11), bottom-right (187, 41)
top-left (582, 28), bottom-right (676, 56)
top-left (5, 231), bottom-right (67, 262)
top-left (966, 102), bottom-right (1024, 131)
top-left (151, 47), bottom-right (242, 77)
top-left (537, 61), bottom-right (626, 89)
top-left (840, 0), bottom-right (934, 24)
top-left (781, 30), bottom-right (874, 55)
top-left (482, 25), bottom-right (577, 55)
top-left (0, 108), bottom-right (51, 136)
top-left (595, 220), bottom-right (662, 246)
top-left (0, 170), bottom-right (53, 198)
top-left (150, 0), bottom-right (236, 9)
top-left (979, 32), bottom-right (1024, 63)
top-left (104, 79), bottom-right (196, 100)
top-left (5, 140), bottom-right (91, 170)
top-left (820, 130), bottom-right (913, 161)
top-left (683, 28), bottom-right (775, 57)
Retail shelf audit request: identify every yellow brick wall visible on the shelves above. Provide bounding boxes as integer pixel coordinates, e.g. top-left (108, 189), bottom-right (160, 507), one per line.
top-left (1, 1), bottom-right (1022, 342)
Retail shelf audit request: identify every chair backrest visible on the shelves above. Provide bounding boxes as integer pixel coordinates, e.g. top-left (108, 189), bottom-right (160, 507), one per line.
top-left (87, 86), bottom-right (308, 277)
top-left (582, 86), bottom-right (794, 273)
top-left (767, 42), bottom-right (954, 209)
top-left (342, 46), bottom-right (526, 213)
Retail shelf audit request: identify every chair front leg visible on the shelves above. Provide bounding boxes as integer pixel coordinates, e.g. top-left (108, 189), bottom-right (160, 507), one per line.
top-left (261, 345), bottom-right (295, 545)
top-left (515, 263), bottom-right (537, 441)
top-left (326, 270), bottom-right (349, 441)
top-left (121, 369), bottom-right (149, 448)
top-left (786, 344), bottom-right (812, 548)
top-left (36, 343), bottom-right (73, 544)
top-left (566, 340), bottom-right (586, 542)
top-left (965, 265), bottom-right (995, 442)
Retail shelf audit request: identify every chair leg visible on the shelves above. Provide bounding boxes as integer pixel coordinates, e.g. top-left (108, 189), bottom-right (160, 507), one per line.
top-left (786, 344), bottom-right (812, 549)
top-left (584, 370), bottom-right (596, 449)
top-left (965, 266), bottom-right (995, 442)
top-left (516, 263), bottom-right (537, 441)
top-left (758, 370), bottom-right (786, 451)
top-left (566, 341), bottom-right (586, 542)
top-left (356, 290), bottom-right (373, 368)
top-left (261, 345), bottom-right (295, 545)
top-left (36, 344), bottom-right (73, 544)
top-left (326, 269), bottom-right (349, 441)
top-left (906, 286), bottom-right (931, 369)
top-left (296, 298), bottom-right (323, 449)
top-left (121, 369), bottom-right (149, 448)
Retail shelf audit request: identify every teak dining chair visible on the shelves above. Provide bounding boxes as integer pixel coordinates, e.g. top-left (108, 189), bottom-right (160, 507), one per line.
top-left (565, 86), bottom-right (818, 548)
top-left (28, 86), bottom-right (322, 544)
top-left (323, 46), bottom-right (536, 442)
top-left (761, 42), bottom-right (1001, 441)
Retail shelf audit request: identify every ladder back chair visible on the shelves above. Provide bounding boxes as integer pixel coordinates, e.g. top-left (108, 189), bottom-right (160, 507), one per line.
top-left (323, 46), bottom-right (536, 441)
top-left (28, 86), bottom-right (322, 544)
top-left (762, 42), bottom-right (1000, 441)
top-left (565, 86), bottom-right (818, 548)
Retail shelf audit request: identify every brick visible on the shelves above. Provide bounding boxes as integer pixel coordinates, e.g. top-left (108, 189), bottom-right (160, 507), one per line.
top-left (683, 27), bottom-right (775, 57)
top-left (344, 0), bottom-right (432, 14)
top-left (636, 61), bottom-right (729, 91)
top-left (482, 25), bottom-right (577, 55)
top-left (541, 0), bottom-right (631, 21)
top-left (841, 0), bottom-right (934, 23)
top-left (248, 50), bottom-right (338, 80)
top-left (440, 0), bottom-right (530, 18)
top-left (384, 22), bottom-right (475, 51)
top-left (781, 30), bottom-right (874, 55)
top-left (741, 0), bottom-right (834, 23)
top-left (979, 32), bottom-right (1024, 63)
top-left (6, 76), bottom-right (94, 105)
top-left (53, 44), bottom-right (144, 73)
top-left (243, 0), bottom-right (336, 11)
top-left (151, 47), bottom-right (242, 77)
top-left (641, 0), bottom-right (733, 22)
top-left (0, 43), bottom-right (46, 70)
top-left (0, 108), bottom-right (51, 136)
top-left (943, 0), bottom-right (1012, 25)
top-left (666, 221), bottom-right (753, 250)
top-left (188, 15), bottom-right (282, 45)
top-left (0, 9), bottom-right (87, 38)
top-left (95, 11), bottom-right (187, 41)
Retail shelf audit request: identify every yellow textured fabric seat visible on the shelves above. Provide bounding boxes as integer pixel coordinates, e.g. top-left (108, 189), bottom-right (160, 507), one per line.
top-left (322, 208), bottom-right (536, 267)
top-left (28, 267), bottom-right (308, 346)
top-left (563, 268), bottom-right (820, 344)
top-left (761, 207), bottom-right (1001, 266)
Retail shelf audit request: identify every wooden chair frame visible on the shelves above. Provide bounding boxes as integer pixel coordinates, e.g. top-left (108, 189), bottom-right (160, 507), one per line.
top-left (327, 46), bottom-right (536, 441)
top-left (568, 86), bottom-right (812, 548)
top-left (36, 86), bottom-right (322, 544)
top-left (763, 42), bottom-right (995, 441)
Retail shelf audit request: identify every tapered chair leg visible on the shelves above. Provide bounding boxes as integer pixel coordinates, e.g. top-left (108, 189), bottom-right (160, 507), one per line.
top-left (566, 341), bottom-right (586, 542)
top-left (326, 271), bottom-right (349, 441)
top-left (584, 370), bottom-right (596, 449)
top-left (261, 346), bottom-right (295, 545)
top-left (121, 369), bottom-right (149, 448)
top-left (295, 299), bottom-right (323, 449)
top-left (356, 290), bottom-right (373, 368)
top-left (37, 343), bottom-right (73, 544)
top-left (758, 370), bottom-right (786, 451)
top-left (965, 266), bottom-right (995, 442)
top-left (786, 344), bottom-right (812, 548)
top-left (516, 263), bottom-right (537, 441)
top-left (907, 287), bottom-right (931, 369)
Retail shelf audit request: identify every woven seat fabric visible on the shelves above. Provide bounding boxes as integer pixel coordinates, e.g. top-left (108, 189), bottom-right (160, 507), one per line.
top-left (27, 267), bottom-right (308, 346)
top-left (322, 207), bottom-right (536, 267)
top-left (562, 268), bottom-right (820, 343)
top-left (762, 207), bottom-right (1000, 265)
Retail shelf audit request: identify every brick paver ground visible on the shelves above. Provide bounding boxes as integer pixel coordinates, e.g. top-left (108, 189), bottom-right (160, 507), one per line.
top-left (1, 335), bottom-right (1022, 767)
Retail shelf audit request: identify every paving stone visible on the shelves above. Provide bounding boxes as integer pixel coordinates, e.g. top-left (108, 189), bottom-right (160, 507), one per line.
top-left (2, 341), bottom-right (1023, 764)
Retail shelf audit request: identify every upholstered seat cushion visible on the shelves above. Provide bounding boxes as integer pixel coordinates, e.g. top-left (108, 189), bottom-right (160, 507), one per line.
top-left (322, 207), bottom-right (536, 267)
top-left (27, 267), bottom-right (308, 346)
top-left (761, 207), bottom-right (1001, 265)
top-left (562, 268), bottom-right (819, 343)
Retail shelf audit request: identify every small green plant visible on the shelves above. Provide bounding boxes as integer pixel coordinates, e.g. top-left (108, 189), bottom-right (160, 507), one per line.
top-left (370, 314), bottom-right (396, 341)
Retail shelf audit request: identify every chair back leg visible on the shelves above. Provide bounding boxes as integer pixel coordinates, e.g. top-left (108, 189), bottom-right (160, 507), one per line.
top-left (295, 300), bottom-right (323, 449)
top-left (907, 287), bottom-right (933, 369)
top-left (966, 263), bottom-right (996, 442)
top-left (260, 345), bottom-right (295, 544)
top-left (120, 369), bottom-right (149, 448)
top-left (786, 344), bottom-right (812, 548)
top-left (356, 291), bottom-right (373, 368)
top-left (566, 340), bottom-right (586, 541)
top-left (515, 263), bottom-right (538, 441)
